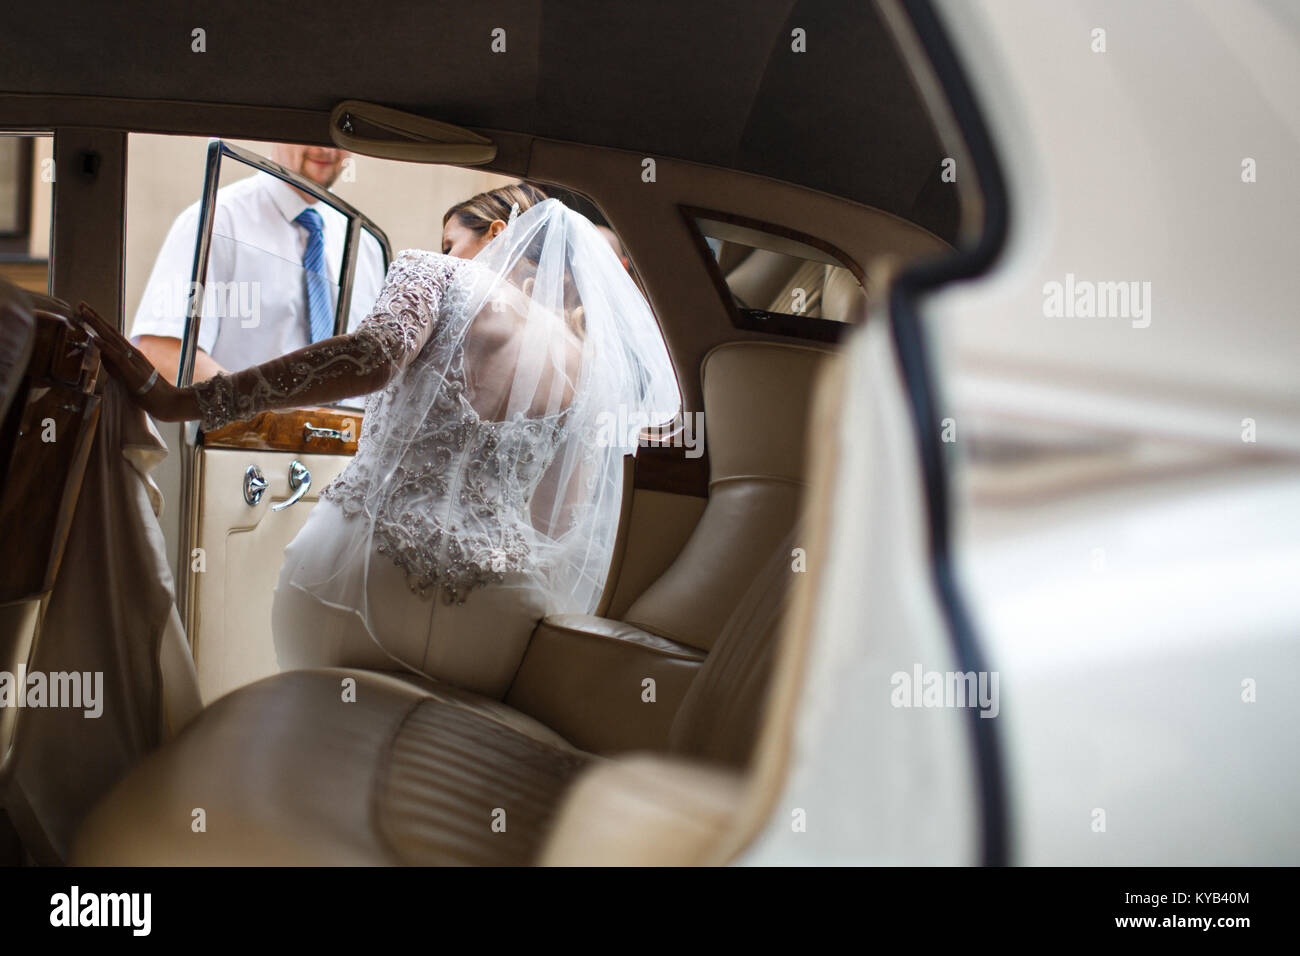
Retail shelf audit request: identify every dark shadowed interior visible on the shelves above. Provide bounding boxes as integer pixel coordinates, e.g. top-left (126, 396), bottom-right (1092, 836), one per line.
top-left (0, 0), bottom-right (958, 239)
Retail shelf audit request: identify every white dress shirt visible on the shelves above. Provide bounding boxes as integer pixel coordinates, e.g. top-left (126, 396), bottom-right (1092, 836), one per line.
top-left (130, 170), bottom-right (386, 374)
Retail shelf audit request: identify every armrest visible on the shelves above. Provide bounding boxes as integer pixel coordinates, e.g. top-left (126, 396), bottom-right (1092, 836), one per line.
top-left (504, 614), bottom-right (706, 755)
top-left (538, 754), bottom-right (743, 866)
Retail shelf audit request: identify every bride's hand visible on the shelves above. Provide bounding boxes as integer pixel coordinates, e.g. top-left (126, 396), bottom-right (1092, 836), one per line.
top-left (75, 302), bottom-right (194, 422)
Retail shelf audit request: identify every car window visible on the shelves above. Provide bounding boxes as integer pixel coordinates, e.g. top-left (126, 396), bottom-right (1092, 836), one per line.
top-left (166, 141), bottom-right (389, 401)
top-left (0, 132), bottom-right (53, 294)
top-left (688, 212), bottom-right (867, 343)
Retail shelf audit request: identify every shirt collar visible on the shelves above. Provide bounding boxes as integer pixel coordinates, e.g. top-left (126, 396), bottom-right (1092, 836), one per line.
top-left (259, 170), bottom-right (328, 226)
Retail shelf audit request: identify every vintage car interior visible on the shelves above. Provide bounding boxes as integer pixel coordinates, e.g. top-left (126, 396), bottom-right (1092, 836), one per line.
top-left (0, 0), bottom-right (984, 866)
top-left (0, 0), bottom-right (1292, 896)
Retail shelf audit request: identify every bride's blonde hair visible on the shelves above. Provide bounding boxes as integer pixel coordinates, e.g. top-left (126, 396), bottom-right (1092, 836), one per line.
top-left (444, 183), bottom-right (586, 339)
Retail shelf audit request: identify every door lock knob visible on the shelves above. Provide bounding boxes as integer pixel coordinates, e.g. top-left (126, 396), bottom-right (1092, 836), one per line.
top-left (243, 465), bottom-right (268, 506)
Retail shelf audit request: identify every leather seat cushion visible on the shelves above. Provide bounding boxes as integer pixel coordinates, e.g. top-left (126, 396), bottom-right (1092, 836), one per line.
top-left (623, 478), bottom-right (801, 650)
top-left (71, 668), bottom-right (594, 866)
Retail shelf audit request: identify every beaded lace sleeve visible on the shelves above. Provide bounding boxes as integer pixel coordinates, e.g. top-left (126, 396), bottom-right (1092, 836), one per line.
top-left (191, 250), bottom-right (462, 431)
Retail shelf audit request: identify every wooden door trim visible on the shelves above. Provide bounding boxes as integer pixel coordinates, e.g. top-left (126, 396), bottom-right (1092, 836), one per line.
top-left (201, 405), bottom-right (363, 456)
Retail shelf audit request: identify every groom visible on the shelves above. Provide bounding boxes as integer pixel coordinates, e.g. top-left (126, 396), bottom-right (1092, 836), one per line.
top-left (129, 143), bottom-right (384, 385)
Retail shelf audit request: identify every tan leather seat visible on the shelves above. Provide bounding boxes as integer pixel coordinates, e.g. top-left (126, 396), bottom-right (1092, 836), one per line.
top-left (72, 341), bottom-right (831, 865)
top-left (620, 341), bottom-right (829, 652)
top-left (501, 341), bottom-right (832, 754)
top-left (73, 669), bottom-right (594, 865)
top-left (72, 578), bottom-right (790, 864)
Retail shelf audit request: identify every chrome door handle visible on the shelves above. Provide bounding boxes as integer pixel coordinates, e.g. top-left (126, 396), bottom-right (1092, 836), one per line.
top-left (243, 465), bottom-right (268, 506)
top-left (303, 421), bottom-right (344, 442)
top-left (271, 460), bottom-right (312, 512)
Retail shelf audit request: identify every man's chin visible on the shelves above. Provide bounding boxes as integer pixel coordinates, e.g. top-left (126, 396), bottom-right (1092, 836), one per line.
top-left (292, 163), bottom-right (340, 191)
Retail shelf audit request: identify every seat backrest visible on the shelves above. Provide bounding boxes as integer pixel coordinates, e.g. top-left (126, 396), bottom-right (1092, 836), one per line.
top-left (622, 341), bottom-right (829, 652)
top-left (620, 340), bottom-right (830, 767)
top-left (666, 524), bottom-right (795, 768)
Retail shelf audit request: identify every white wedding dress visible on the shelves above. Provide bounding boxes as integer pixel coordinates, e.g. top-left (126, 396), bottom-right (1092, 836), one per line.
top-left (271, 498), bottom-right (551, 698)
top-left (192, 200), bottom-right (679, 699)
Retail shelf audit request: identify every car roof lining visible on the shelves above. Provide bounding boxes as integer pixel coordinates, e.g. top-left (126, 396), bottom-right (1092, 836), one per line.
top-left (1, 0), bottom-right (960, 240)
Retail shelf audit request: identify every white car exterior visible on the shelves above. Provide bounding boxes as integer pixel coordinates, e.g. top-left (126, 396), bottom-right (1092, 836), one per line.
top-left (743, 0), bottom-right (1300, 865)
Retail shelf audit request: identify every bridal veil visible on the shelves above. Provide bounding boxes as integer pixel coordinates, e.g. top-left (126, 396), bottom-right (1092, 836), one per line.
top-left (287, 197), bottom-right (681, 646)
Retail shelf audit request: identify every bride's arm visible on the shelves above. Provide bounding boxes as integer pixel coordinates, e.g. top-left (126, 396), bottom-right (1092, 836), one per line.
top-left (186, 250), bottom-right (462, 430)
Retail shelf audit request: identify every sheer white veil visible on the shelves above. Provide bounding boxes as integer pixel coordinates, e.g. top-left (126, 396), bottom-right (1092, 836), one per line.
top-left (287, 196), bottom-right (680, 651)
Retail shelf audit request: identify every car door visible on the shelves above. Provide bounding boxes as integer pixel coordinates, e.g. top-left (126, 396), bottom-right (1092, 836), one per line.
top-left (173, 140), bottom-right (389, 703)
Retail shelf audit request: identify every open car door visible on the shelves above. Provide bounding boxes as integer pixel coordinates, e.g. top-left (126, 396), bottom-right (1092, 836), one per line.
top-left (174, 140), bottom-right (390, 703)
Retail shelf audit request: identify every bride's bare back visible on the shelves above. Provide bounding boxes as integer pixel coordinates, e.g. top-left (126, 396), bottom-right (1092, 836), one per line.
top-left (461, 289), bottom-right (582, 424)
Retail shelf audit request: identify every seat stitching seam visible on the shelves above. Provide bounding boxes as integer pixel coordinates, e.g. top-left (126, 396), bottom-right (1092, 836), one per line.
top-left (370, 695), bottom-right (430, 865)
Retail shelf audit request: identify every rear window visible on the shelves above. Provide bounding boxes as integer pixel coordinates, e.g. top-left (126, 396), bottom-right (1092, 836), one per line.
top-left (687, 211), bottom-right (866, 343)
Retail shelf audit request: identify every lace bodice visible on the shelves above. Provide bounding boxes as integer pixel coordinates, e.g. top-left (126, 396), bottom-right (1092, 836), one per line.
top-left (321, 340), bottom-right (570, 605)
top-left (194, 249), bottom-right (572, 603)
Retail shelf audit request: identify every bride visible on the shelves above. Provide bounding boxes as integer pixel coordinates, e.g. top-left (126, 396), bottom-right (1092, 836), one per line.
top-left (79, 184), bottom-right (680, 699)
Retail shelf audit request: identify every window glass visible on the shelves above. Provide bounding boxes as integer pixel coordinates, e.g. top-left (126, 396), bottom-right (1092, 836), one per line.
top-left (692, 215), bottom-right (866, 341)
top-left (0, 132), bottom-right (53, 293)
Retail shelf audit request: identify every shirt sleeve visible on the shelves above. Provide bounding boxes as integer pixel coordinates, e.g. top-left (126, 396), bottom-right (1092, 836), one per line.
top-left (129, 201), bottom-right (228, 357)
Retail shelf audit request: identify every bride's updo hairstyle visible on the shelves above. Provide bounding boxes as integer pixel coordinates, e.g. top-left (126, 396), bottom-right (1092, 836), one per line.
top-left (444, 182), bottom-right (588, 339)
top-left (442, 182), bottom-right (548, 239)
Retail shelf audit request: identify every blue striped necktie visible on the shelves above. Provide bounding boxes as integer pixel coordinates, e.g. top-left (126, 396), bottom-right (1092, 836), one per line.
top-left (294, 207), bottom-right (333, 342)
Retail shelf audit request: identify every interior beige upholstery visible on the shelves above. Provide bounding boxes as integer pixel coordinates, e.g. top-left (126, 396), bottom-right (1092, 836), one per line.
top-left (621, 342), bottom-right (830, 651)
top-left (502, 340), bottom-right (829, 752)
top-left (539, 754), bottom-right (745, 866)
top-left (73, 669), bottom-right (595, 865)
top-left (600, 489), bottom-right (707, 620)
top-left (504, 614), bottom-right (706, 755)
top-left (72, 528), bottom-right (796, 864)
top-left (543, 352), bottom-right (848, 865)
top-left (71, 339), bottom-right (832, 865)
